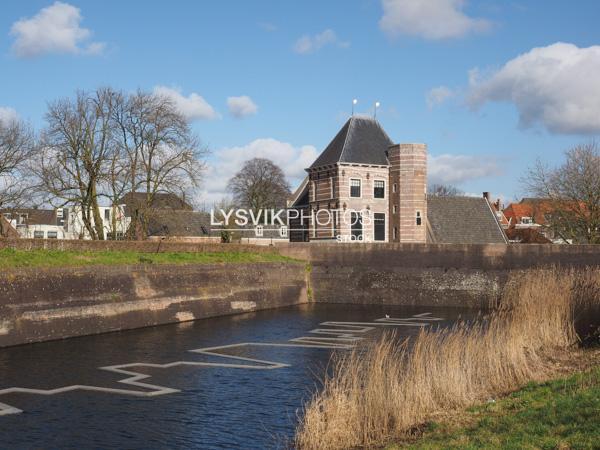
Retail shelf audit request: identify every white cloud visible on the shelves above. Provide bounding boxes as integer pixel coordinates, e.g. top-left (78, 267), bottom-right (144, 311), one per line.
top-left (293, 29), bottom-right (349, 54)
top-left (10, 1), bottom-right (105, 57)
top-left (379, 0), bottom-right (491, 40)
top-left (153, 86), bottom-right (219, 121)
top-left (468, 42), bottom-right (600, 134)
top-left (200, 138), bottom-right (318, 203)
top-left (426, 86), bottom-right (454, 109)
top-left (0, 107), bottom-right (19, 125)
top-left (428, 154), bottom-right (501, 185)
top-left (258, 22), bottom-right (277, 32)
top-left (227, 96), bottom-right (258, 118)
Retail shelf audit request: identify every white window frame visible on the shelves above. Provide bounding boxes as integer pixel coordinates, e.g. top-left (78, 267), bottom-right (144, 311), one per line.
top-left (392, 183), bottom-right (397, 193)
top-left (373, 179), bottom-right (386, 199)
top-left (255, 225), bottom-right (264, 237)
top-left (279, 225), bottom-right (288, 238)
top-left (393, 204), bottom-right (397, 214)
top-left (349, 178), bottom-right (362, 198)
top-left (416, 210), bottom-right (422, 226)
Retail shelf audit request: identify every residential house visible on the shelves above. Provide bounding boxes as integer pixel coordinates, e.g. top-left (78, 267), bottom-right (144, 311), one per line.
top-left (0, 208), bottom-right (67, 239)
top-left (66, 205), bottom-right (130, 240)
top-left (502, 198), bottom-right (567, 244)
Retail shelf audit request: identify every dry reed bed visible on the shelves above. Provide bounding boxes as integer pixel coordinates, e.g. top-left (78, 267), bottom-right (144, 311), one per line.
top-left (295, 267), bottom-right (600, 449)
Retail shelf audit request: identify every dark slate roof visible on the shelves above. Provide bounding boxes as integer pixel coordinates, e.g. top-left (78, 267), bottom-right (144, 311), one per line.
top-left (309, 116), bottom-right (393, 169)
top-left (289, 177), bottom-right (309, 208)
top-left (119, 192), bottom-right (193, 216)
top-left (147, 211), bottom-right (218, 237)
top-left (427, 196), bottom-right (508, 244)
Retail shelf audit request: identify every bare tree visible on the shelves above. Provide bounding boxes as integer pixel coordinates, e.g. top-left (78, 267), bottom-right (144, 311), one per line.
top-left (227, 158), bottom-right (290, 210)
top-left (0, 117), bottom-right (35, 236)
top-left (428, 183), bottom-right (464, 197)
top-left (113, 90), bottom-right (206, 238)
top-left (35, 88), bottom-right (118, 240)
top-left (522, 142), bottom-right (600, 244)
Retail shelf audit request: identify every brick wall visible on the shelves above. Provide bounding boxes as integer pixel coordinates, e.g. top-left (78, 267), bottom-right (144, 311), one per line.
top-left (388, 144), bottom-right (427, 243)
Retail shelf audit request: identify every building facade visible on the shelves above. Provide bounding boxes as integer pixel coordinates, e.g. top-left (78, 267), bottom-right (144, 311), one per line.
top-left (289, 116), bottom-right (427, 243)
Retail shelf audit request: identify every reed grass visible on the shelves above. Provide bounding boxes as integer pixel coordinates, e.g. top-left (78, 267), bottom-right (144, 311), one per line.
top-left (295, 267), bottom-right (600, 449)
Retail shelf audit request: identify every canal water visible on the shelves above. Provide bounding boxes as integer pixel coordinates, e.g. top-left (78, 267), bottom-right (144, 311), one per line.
top-left (0, 303), bottom-right (473, 449)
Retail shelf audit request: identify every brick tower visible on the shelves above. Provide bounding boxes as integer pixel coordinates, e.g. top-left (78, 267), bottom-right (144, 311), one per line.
top-left (388, 143), bottom-right (427, 243)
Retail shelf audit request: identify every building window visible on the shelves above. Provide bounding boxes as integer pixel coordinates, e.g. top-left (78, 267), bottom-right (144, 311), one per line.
top-left (393, 204), bottom-right (397, 214)
top-left (104, 209), bottom-right (110, 221)
top-left (350, 212), bottom-right (362, 240)
top-left (521, 216), bottom-right (533, 224)
top-left (47, 231), bottom-right (58, 239)
top-left (350, 178), bottom-right (361, 198)
top-left (393, 226), bottom-right (398, 241)
top-left (393, 183), bottom-right (397, 193)
top-left (416, 211), bottom-right (422, 226)
top-left (374, 213), bottom-right (385, 241)
top-left (311, 181), bottom-right (316, 202)
top-left (34, 230), bottom-right (44, 239)
top-left (279, 226), bottom-right (288, 238)
top-left (374, 180), bottom-right (385, 199)
top-left (255, 225), bottom-right (264, 237)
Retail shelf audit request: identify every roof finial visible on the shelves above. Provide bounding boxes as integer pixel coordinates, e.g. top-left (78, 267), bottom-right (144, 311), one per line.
top-left (352, 98), bottom-right (358, 116)
top-left (374, 101), bottom-right (381, 119)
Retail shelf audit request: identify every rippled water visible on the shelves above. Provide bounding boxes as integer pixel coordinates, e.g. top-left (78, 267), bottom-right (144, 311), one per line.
top-left (0, 303), bottom-right (474, 449)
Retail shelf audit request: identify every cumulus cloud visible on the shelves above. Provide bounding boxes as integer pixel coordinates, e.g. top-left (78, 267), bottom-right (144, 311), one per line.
top-left (293, 29), bottom-right (349, 54)
top-left (0, 107), bottom-right (19, 125)
top-left (426, 86), bottom-right (454, 109)
top-left (379, 0), bottom-right (491, 40)
top-left (227, 95), bottom-right (258, 118)
top-left (10, 1), bottom-right (105, 57)
top-left (200, 138), bottom-right (318, 203)
top-left (153, 86), bottom-right (219, 121)
top-left (428, 154), bottom-right (502, 185)
top-left (468, 42), bottom-right (600, 134)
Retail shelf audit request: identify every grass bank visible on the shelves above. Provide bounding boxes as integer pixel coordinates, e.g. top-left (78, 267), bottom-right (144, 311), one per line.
top-left (0, 248), bottom-right (297, 268)
top-left (295, 267), bottom-right (600, 449)
top-left (389, 363), bottom-right (600, 449)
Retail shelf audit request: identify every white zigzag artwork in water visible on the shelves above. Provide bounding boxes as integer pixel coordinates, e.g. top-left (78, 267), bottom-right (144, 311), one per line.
top-left (0, 313), bottom-right (443, 416)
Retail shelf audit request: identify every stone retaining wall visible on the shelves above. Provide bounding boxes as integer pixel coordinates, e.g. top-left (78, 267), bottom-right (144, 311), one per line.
top-left (277, 243), bottom-right (600, 308)
top-left (0, 262), bottom-right (307, 347)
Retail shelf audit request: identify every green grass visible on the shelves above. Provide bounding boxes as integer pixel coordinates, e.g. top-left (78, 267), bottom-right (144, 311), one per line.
top-left (0, 248), bottom-right (299, 268)
top-left (389, 366), bottom-right (600, 450)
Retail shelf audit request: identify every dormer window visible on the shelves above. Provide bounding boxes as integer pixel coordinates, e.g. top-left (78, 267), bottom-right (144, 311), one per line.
top-left (521, 216), bottom-right (533, 224)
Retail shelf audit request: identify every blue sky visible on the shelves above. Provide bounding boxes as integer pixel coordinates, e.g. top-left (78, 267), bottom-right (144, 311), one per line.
top-left (1, 0), bottom-right (600, 206)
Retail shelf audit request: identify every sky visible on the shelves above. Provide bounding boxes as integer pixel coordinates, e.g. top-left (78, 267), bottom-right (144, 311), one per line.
top-left (1, 0), bottom-right (600, 207)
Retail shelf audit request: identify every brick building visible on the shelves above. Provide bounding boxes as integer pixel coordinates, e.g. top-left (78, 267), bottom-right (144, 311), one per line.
top-left (288, 115), bottom-right (427, 243)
